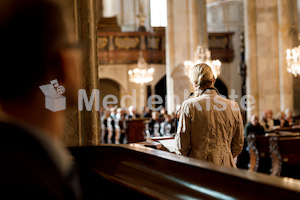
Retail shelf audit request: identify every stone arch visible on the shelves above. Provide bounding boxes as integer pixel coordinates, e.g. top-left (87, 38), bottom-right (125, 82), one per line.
top-left (99, 78), bottom-right (121, 107)
top-left (98, 64), bottom-right (128, 92)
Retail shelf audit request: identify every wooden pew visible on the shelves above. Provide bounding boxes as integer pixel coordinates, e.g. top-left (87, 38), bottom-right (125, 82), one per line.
top-left (247, 131), bottom-right (300, 178)
top-left (70, 145), bottom-right (300, 199)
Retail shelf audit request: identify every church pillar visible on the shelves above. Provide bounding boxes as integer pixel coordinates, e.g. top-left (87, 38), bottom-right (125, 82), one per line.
top-left (166, 0), bottom-right (176, 113)
top-left (61, 0), bottom-right (81, 146)
top-left (188, 0), bottom-right (208, 92)
top-left (78, 0), bottom-right (100, 145)
top-left (244, 0), bottom-right (259, 119)
top-left (192, 0), bottom-right (208, 49)
top-left (277, 0), bottom-right (298, 112)
top-left (245, 0), bottom-right (281, 119)
top-left (62, 0), bottom-right (100, 146)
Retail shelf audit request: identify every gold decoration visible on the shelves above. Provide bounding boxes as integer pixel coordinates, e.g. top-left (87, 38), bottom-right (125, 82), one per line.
top-left (98, 37), bottom-right (108, 49)
top-left (115, 36), bottom-right (140, 50)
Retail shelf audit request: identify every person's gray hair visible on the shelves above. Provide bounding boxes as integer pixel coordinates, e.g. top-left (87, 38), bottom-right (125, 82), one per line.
top-left (189, 63), bottom-right (214, 91)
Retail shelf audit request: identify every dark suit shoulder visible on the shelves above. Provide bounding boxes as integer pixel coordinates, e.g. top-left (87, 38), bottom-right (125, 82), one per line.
top-left (0, 122), bottom-right (77, 200)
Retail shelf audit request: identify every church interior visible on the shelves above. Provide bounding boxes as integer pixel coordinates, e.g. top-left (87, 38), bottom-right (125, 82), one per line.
top-left (2, 0), bottom-right (300, 199)
top-left (58, 0), bottom-right (300, 198)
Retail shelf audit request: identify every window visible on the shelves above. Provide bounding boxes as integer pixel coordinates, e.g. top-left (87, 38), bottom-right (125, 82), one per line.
top-left (150, 0), bottom-right (167, 27)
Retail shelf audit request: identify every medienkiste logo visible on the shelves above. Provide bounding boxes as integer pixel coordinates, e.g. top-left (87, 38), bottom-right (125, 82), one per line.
top-left (39, 79), bottom-right (66, 112)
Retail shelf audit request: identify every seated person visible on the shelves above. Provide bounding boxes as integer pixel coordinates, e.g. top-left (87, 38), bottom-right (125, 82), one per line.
top-left (270, 109), bottom-right (280, 126)
top-left (245, 114), bottom-right (265, 137)
top-left (116, 107), bottom-right (127, 144)
top-left (101, 109), bottom-right (111, 143)
top-left (159, 107), bottom-right (167, 122)
top-left (160, 114), bottom-right (175, 136)
top-left (170, 112), bottom-right (177, 131)
top-left (125, 105), bottom-right (140, 120)
top-left (260, 109), bottom-right (274, 132)
top-left (148, 111), bottom-right (160, 137)
top-left (285, 108), bottom-right (294, 126)
top-left (142, 106), bottom-right (151, 118)
top-left (276, 111), bottom-right (289, 128)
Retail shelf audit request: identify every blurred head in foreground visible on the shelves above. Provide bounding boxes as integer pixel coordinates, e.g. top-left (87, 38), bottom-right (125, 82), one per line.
top-left (0, 0), bottom-right (81, 137)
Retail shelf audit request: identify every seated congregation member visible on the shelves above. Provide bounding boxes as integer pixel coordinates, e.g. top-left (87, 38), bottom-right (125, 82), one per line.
top-left (107, 107), bottom-right (117, 144)
top-left (0, 0), bottom-right (82, 199)
top-left (125, 105), bottom-right (140, 119)
top-left (175, 63), bottom-right (244, 168)
top-left (101, 109), bottom-right (111, 143)
top-left (160, 114), bottom-right (175, 136)
top-left (116, 107), bottom-right (127, 144)
top-left (276, 112), bottom-right (289, 128)
top-left (285, 108), bottom-right (294, 126)
top-left (260, 109), bottom-right (274, 132)
top-left (244, 114), bottom-right (265, 137)
top-left (148, 111), bottom-right (161, 137)
top-left (142, 106), bottom-right (152, 118)
top-left (237, 114), bottom-right (263, 169)
top-left (159, 107), bottom-right (167, 122)
top-left (269, 109), bottom-right (280, 126)
top-left (170, 112), bottom-right (177, 131)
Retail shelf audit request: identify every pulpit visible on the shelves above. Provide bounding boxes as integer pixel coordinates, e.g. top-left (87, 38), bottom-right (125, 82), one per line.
top-left (126, 119), bottom-right (148, 143)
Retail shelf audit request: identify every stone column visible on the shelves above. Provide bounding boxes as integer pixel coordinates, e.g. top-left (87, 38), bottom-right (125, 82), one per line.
top-left (166, 0), bottom-right (176, 113)
top-left (189, 0), bottom-right (198, 56)
top-left (78, 0), bottom-right (100, 145)
top-left (196, 0), bottom-right (208, 49)
top-left (244, 0), bottom-right (259, 119)
top-left (62, 0), bottom-right (100, 146)
top-left (256, 0), bottom-right (281, 116)
top-left (189, 0), bottom-right (208, 60)
top-left (62, 0), bottom-right (81, 146)
top-left (277, 0), bottom-right (298, 112)
top-left (188, 0), bottom-right (208, 92)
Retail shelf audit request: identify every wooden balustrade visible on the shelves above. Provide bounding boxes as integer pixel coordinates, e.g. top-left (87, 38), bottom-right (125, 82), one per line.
top-left (97, 31), bottom-right (234, 64)
top-left (98, 31), bottom-right (165, 64)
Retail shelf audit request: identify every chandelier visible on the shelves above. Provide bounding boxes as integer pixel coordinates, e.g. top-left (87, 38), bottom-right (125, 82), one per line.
top-left (184, 45), bottom-right (221, 79)
top-left (286, 46), bottom-right (300, 76)
top-left (128, 53), bottom-right (154, 84)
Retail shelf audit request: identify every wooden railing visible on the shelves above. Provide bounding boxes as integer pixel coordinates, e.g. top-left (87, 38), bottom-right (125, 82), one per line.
top-left (70, 145), bottom-right (300, 199)
top-left (98, 31), bottom-right (165, 64)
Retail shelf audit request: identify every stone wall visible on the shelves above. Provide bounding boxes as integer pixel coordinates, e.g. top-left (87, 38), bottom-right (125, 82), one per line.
top-left (244, 0), bottom-right (299, 119)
